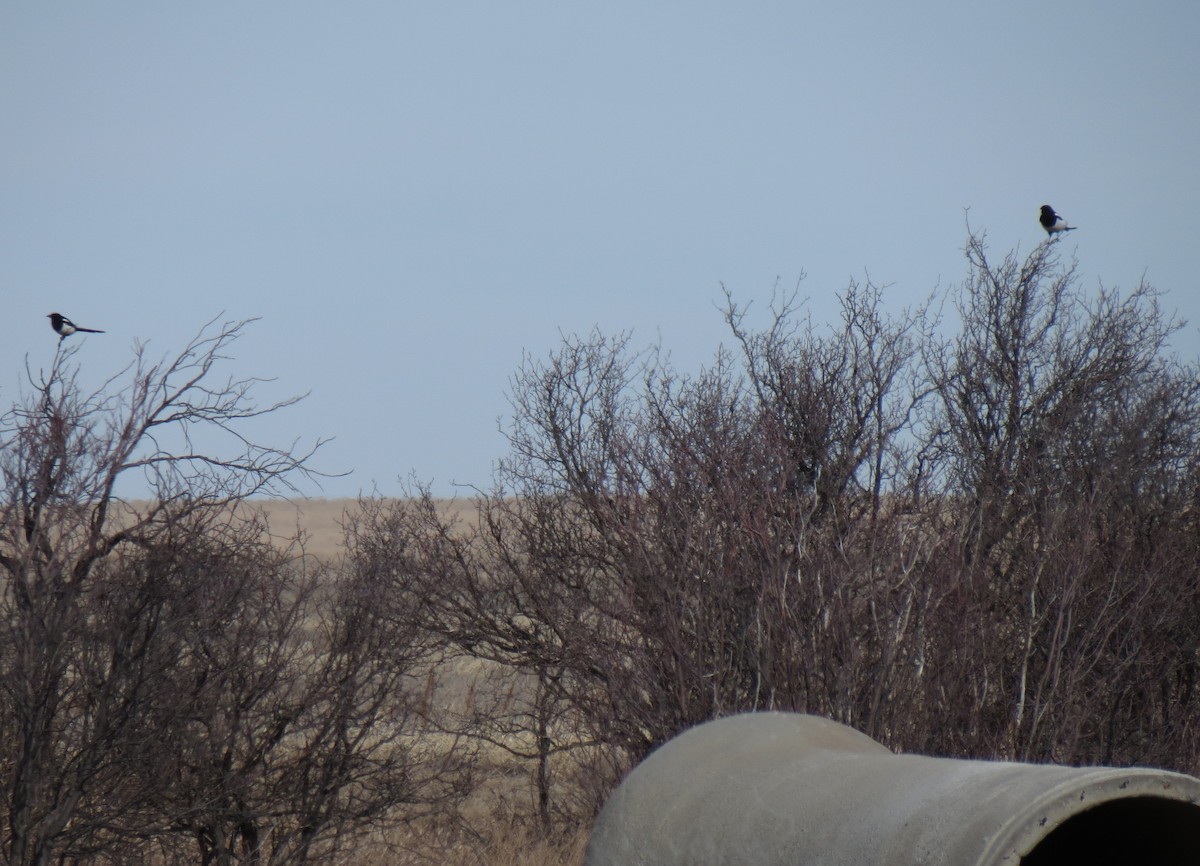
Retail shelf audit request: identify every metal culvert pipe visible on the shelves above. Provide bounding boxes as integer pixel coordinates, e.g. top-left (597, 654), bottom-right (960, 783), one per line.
top-left (584, 712), bottom-right (1200, 866)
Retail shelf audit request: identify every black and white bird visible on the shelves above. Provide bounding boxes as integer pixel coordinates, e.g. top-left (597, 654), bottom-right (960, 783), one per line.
top-left (47, 313), bottom-right (105, 341)
top-left (1039, 205), bottom-right (1076, 237)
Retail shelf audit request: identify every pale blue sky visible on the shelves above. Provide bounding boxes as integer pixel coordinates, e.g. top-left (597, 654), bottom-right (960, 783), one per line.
top-left (3, 2), bottom-right (1197, 498)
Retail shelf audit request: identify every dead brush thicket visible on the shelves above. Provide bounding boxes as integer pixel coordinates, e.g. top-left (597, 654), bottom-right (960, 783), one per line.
top-left (244, 498), bottom-right (598, 864)
top-left (10, 235), bottom-right (1200, 865)
top-left (199, 242), bottom-right (1200, 862)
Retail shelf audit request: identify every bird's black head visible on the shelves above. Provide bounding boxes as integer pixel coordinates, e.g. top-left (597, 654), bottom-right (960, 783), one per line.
top-left (1040, 205), bottom-right (1055, 217)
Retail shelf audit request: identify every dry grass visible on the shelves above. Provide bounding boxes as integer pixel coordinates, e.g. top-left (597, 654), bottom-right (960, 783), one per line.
top-left (459, 821), bottom-right (589, 866)
top-left (325, 769), bottom-right (590, 866)
top-left (101, 496), bottom-right (476, 563)
top-left (342, 819), bottom-right (589, 866)
top-left (246, 497), bottom-right (480, 562)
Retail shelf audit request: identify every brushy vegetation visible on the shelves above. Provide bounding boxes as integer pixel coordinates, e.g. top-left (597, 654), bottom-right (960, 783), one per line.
top-left (4, 233), bottom-right (1200, 864)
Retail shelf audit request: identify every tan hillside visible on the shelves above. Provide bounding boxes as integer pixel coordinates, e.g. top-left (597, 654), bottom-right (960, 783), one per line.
top-left (241, 497), bottom-right (480, 561)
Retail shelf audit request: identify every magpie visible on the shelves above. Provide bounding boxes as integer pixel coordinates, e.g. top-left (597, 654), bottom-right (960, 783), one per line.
top-left (1039, 205), bottom-right (1076, 237)
top-left (47, 313), bottom-right (105, 340)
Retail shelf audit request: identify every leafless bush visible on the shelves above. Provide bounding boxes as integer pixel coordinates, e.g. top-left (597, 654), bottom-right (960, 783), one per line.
top-left (354, 231), bottom-right (1200, 830)
top-left (356, 283), bottom-right (932, 819)
top-left (0, 320), bottom-right (468, 866)
top-left (912, 234), bottom-right (1200, 765)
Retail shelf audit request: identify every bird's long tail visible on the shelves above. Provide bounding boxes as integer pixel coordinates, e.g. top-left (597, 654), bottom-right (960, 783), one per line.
top-left (76, 327), bottom-right (105, 333)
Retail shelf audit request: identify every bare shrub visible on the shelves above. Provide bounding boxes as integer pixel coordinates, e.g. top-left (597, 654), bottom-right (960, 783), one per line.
top-left (356, 284), bottom-right (931, 820)
top-left (912, 234), bottom-right (1200, 765)
top-left (0, 320), bottom-right (467, 866)
top-left (357, 232), bottom-right (1200, 830)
